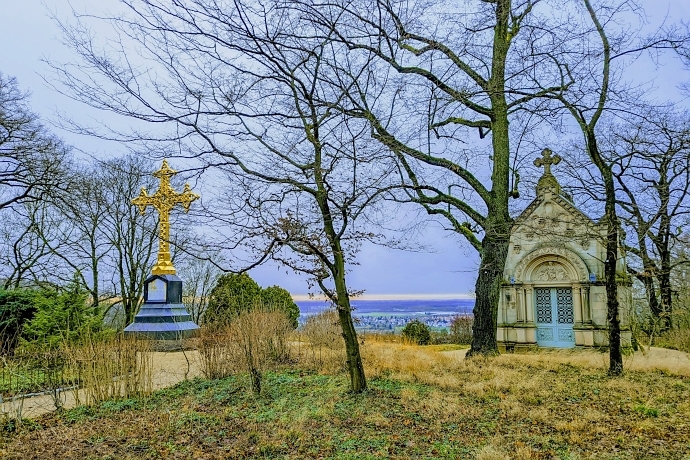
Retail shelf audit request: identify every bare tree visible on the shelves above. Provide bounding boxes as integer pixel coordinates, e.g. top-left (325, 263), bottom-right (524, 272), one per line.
top-left (612, 111), bottom-right (690, 333)
top-left (50, 0), bottom-right (401, 392)
top-left (32, 155), bottom-right (163, 325)
top-left (0, 201), bottom-right (66, 288)
top-left (0, 73), bottom-right (68, 211)
top-left (544, 0), bottom-right (688, 374)
top-left (303, 0), bottom-right (579, 356)
top-left (34, 163), bottom-right (116, 308)
top-left (552, 0), bottom-right (625, 374)
top-left (0, 73), bottom-right (72, 289)
top-left (98, 155), bottom-right (159, 325)
top-left (178, 245), bottom-right (223, 324)
top-left (669, 231), bottom-right (690, 329)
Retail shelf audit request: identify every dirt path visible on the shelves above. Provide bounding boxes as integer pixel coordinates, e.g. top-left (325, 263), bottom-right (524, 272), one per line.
top-left (1, 350), bottom-right (203, 419)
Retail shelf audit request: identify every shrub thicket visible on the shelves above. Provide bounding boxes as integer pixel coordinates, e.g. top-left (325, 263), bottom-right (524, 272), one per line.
top-left (0, 280), bottom-right (102, 354)
top-left (21, 281), bottom-right (101, 350)
top-left (449, 315), bottom-right (473, 345)
top-left (402, 320), bottom-right (431, 345)
top-left (204, 273), bottom-right (299, 328)
top-left (0, 289), bottom-right (39, 355)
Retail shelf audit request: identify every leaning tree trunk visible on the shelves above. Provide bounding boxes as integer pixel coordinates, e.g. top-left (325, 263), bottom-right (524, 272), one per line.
top-left (331, 247), bottom-right (366, 392)
top-left (317, 193), bottom-right (366, 392)
top-left (335, 290), bottom-right (367, 392)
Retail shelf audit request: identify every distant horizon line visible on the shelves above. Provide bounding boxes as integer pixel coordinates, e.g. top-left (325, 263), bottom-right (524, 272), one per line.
top-left (291, 293), bottom-right (475, 301)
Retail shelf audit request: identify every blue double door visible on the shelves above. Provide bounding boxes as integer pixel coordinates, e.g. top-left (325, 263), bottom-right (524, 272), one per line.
top-left (535, 287), bottom-right (575, 348)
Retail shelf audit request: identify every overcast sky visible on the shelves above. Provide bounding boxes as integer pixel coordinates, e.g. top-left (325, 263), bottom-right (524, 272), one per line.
top-left (1, 0), bottom-right (688, 299)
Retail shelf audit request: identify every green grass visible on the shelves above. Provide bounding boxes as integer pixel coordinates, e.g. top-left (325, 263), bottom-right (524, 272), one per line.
top-left (0, 363), bottom-right (689, 459)
top-left (1, 340), bottom-right (690, 459)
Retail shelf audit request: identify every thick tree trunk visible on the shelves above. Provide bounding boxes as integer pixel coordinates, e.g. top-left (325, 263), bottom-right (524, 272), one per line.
top-left (596, 138), bottom-right (623, 374)
top-left (468, 225), bottom-right (510, 357)
top-left (335, 292), bottom-right (367, 392)
top-left (466, 0), bottom-right (512, 357)
top-left (331, 244), bottom-right (366, 392)
top-left (657, 198), bottom-right (673, 331)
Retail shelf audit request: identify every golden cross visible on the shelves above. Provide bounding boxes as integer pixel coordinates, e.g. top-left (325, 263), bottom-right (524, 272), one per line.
top-left (132, 160), bottom-right (200, 275)
top-left (533, 148), bottom-right (561, 176)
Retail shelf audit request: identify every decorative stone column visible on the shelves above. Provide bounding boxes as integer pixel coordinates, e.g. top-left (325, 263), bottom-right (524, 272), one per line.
top-left (572, 285), bottom-right (583, 324)
top-left (582, 286), bottom-right (591, 324)
top-left (525, 286), bottom-right (534, 323)
top-left (516, 287), bottom-right (524, 323)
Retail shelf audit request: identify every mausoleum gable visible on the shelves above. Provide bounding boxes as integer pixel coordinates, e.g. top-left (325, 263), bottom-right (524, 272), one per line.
top-left (496, 149), bottom-right (632, 351)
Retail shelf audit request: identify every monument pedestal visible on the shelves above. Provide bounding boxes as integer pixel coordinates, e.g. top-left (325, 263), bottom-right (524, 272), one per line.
top-left (124, 274), bottom-right (199, 341)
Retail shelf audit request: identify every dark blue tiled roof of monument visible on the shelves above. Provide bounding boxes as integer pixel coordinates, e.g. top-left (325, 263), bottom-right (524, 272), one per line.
top-left (124, 274), bottom-right (199, 340)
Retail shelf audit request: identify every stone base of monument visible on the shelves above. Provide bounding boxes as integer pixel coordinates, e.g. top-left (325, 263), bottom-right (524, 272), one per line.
top-left (124, 274), bottom-right (199, 342)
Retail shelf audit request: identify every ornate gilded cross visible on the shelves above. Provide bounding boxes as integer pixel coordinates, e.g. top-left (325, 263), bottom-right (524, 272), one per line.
top-left (534, 148), bottom-right (561, 176)
top-left (132, 160), bottom-right (200, 275)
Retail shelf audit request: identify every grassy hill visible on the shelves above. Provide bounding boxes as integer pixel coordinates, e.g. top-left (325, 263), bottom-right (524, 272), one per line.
top-left (0, 340), bottom-right (689, 459)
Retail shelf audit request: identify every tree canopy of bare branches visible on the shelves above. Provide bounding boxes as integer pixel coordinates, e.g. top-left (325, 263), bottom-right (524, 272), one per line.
top-left (0, 73), bottom-right (68, 212)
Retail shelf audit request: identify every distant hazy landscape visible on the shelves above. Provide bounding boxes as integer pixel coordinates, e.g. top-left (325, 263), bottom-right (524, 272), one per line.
top-left (296, 298), bottom-right (475, 330)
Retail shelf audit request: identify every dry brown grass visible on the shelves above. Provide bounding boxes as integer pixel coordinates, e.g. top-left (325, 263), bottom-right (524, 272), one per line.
top-left (63, 334), bottom-right (153, 406)
top-left (297, 309), bottom-right (346, 373)
top-left (196, 325), bottom-right (238, 380)
top-left (356, 338), bottom-right (690, 458)
top-left (2, 335), bottom-right (690, 458)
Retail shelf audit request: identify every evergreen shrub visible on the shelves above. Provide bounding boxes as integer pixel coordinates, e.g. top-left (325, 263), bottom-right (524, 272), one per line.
top-left (204, 273), bottom-right (299, 329)
top-left (402, 319), bottom-right (431, 345)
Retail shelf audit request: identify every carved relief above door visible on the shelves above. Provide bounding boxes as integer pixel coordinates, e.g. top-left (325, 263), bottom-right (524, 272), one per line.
top-left (534, 261), bottom-right (570, 282)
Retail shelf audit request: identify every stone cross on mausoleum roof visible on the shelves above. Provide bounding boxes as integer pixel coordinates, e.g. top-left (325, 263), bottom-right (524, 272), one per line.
top-left (534, 148), bottom-right (561, 176)
top-left (534, 148), bottom-right (562, 196)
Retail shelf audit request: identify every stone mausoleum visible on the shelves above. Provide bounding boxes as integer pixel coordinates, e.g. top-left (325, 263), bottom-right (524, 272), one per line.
top-left (497, 149), bottom-right (632, 350)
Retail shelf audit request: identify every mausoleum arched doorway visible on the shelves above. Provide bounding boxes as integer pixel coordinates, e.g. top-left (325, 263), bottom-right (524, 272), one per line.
top-left (522, 254), bottom-right (585, 348)
top-left (501, 247), bottom-right (592, 349)
top-left (534, 286), bottom-right (575, 348)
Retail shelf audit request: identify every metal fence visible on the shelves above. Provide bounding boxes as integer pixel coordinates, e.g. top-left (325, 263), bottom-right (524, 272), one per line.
top-left (0, 351), bottom-right (75, 399)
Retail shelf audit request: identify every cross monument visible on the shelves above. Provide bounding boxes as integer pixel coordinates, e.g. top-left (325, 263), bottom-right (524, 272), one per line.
top-left (124, 159), bottom-right (200, 343)
top-left (132, 159), bottom-right (199, 275)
